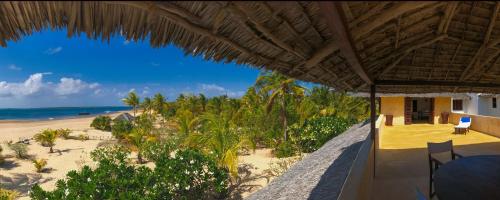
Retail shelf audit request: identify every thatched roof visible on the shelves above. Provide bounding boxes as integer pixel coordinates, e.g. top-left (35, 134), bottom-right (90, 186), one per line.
top-left (1, 1), bottom-right (499, 93)
top-left (113, 112), bottom-right (134, 122)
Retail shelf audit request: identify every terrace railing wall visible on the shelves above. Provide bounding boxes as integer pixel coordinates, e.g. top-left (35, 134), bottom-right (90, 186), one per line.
top-left (450, 113), bottom-right (500, 138)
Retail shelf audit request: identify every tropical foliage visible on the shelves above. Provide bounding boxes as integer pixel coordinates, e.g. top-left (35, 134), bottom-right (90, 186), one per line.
top-left (122, 91), bottom-right (140, 117)
top-left (111, 119), bottom-right (133, 140)
top-left (55, 128), bottom-right (71, 139)
top-left (7, 142), bottom-right (29, 159)
top-left (0, 188), bottom-right (19, 200)
top-left (29, 71), bottom-right (370, 199)
top-left (34, 129), bottom-right (58, 153)
top-left (289, 116), bottom-right (354, 153)
top-left (30, 146), bottom-right (229, 200)
top-left (32, 159), bottom-right (48, 173)
top-left (90, 116), bottom-right (112, 131)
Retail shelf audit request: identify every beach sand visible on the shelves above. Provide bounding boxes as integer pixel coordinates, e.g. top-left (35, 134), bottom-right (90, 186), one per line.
top-left (0, 113), bottom-right (124, 199)
top-left (0, 112), bottom-right (287, 199)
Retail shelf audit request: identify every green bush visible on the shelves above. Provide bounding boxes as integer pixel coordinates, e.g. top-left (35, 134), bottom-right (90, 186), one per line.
top-left (274, 141), bottom-right (296, 158)
top-left (111, 120), bottom-right (133, 140)
top-left (289, 116), bottom-right (353, 153)
top-left (90, 116), bottom-right (112, 131)
top-left (30, 145), bottom-right (229, 199)
top-left (7, 143), bottom-right (29, 159)
top-left (55, 128), bottom-right (71, 139)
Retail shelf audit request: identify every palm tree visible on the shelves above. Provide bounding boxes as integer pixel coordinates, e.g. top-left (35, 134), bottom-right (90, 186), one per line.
top-left (185, 113), bottom-right (240, 177)
top-left (34, 129), bottom-right (58, 153)
top-left (255, 72), bottom-right (305, 142)
top-left (176, 110), bottom-right (199, 136)
top-left (141, 97), bottom-right (153, 115)
top-left (199, 94), bottom-right (207, 112)
top-left (153, 93), bottom-right (166, 115)
top-left (125, 115), bottom-right (155, 163)
top-left (123, 91), bottom-right (140, 117)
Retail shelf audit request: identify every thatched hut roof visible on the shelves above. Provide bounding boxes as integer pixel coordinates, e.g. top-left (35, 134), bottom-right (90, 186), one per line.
top-left (113, 112), bottom-right (134, 122)
top-left (1, 1), bottom-right (499, 93)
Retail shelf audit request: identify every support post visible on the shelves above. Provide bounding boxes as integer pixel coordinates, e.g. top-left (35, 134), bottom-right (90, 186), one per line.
top-left (370, 84), bottom-right (376, 177)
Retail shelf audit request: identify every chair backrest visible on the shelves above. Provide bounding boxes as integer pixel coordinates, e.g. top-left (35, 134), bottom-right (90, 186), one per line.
top-left (415, 187), bottom-right (428, 200)
top-left (427, 140), bottom-right (453, 154)
top-left (460, 116), bottom-right (471, 124)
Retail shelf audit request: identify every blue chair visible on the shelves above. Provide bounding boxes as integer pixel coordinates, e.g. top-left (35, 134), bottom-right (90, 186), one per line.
top-left (455, 116), bottom-right (471, 134)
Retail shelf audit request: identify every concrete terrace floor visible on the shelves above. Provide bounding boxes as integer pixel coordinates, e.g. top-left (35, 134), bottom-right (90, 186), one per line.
top-left (372, 124), bottom-right (500, 200)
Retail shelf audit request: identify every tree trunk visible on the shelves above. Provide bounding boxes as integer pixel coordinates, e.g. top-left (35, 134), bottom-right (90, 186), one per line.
top-left (133, 106), bottom-right (137, 117)
top-left (137, 151), bottom-right (143, 164)
top-left (282, 98), bottom-right (288, 142)
top-left (49, 146), bottom-right (53, 153)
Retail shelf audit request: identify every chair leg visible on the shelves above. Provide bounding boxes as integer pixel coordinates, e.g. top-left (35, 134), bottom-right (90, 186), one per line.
top-left (429, 167), bottom-right (434, 198)
top-left (429, 177), bottom-right (433, 198)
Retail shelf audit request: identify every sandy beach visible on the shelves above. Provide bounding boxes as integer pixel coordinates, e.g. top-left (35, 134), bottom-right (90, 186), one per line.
top-left (0, 112), bottom-right (126, 199)
top-left (0, 112), bottom-right (288, 199)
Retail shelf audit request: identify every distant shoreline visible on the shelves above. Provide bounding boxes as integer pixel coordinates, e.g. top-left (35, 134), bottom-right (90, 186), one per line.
top-left (0, 107), bottom-right (131, 122)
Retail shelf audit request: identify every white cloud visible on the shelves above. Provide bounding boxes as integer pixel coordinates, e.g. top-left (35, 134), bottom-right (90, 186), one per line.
top-left (55, 78), bottom-right (98, 95)
top-left (0, 73), bottom-right (100, 98)
top-left (7, 64), bottom-right (22, 71)
top-left (142, 86), bottom-right (150, 96)
top-left (201, 84), bottom-right (226, 93)
top-left (0, 73), bottom-right (45, 97)
top-left (89, 83), bottom-right (100, 89)
top-left (199, 83), bottom-right (245, 98)
top-left (44, 46), bottom-right (63, 55)
top-left (123, 40), bottom-right (130, 45)
top-left (227, 91), bottom-right (245, 98)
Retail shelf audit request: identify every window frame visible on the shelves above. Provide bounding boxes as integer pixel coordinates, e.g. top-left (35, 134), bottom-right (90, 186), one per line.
top-left (493, 97), bottom-right (497, 109)
top-left (452, 99), bottom-right (463, 111)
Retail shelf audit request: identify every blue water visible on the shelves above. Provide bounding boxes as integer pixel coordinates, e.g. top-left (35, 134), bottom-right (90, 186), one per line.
top-left (0, 106), bottom-right (132, 120)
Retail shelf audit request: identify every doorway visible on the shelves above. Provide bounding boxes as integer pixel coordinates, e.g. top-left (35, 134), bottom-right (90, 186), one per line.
top-left (404, 97), bottom-right (435, 124)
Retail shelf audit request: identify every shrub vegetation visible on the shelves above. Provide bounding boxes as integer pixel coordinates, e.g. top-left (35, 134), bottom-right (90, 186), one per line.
top-left (34, 129), bottom-right (58, 153)
top-left (90, 116), bottom-right (112, 131)
top-left (30, 146), bottom-right (229, 200)
top-left (289, 116), bottom-right (354, 153)
top-left (7, 142), bottom-right (29, 159)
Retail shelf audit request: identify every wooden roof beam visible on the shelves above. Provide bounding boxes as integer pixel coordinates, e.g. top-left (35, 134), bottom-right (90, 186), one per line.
top-left (376, 34), bottom-right (448, 78)
top-left (375, 80), bottom-right (500, 88)
top-left (460, 2), bottom-right (500, 81)
top-left (106, 2), bottom-right (280, 67)
top-left (318, 2), bottom-right (373, 85)
top-left (351, 2), bottom-right (436, 40)
top-left (349, 2), bottom-right (390, 28)
top-left (229, 3), bottom-right (306, 59)
top-left (437, 2), bottom-right (459, 34)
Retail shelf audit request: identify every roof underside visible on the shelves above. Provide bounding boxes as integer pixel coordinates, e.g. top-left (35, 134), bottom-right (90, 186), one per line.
top-left (0, 1), bottom-right (499, 93)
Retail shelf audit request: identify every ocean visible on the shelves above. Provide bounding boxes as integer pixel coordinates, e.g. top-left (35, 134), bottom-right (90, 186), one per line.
top-left (0, 106), bottom-right (132, 121)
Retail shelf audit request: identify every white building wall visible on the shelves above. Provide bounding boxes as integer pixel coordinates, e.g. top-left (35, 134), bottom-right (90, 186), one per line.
top-left (452, 93), bottom-right (478, 114)
top-left (465, 93), bottom-right (479, 115)
top-left (478, 96), bottom-right (500, 117)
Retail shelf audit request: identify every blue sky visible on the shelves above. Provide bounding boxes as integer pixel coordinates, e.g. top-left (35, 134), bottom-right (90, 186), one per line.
top-left (0, 29), bottom-right (261, 108)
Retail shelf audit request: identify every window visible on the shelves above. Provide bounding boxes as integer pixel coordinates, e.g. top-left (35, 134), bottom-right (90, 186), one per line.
top-left (453, 99), bottom-right (463, 111)
top-left (493, 98), bottom-right (497, 108)
top-left (412, 100), bottom-right (417, 112)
